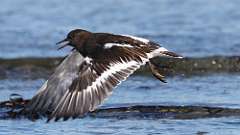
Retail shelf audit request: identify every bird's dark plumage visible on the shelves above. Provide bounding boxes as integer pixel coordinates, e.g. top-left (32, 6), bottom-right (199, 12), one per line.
top-left (25, 29), bottom-right (183, 121)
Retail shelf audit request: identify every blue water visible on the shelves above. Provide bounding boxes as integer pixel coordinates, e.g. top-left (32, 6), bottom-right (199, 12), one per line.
top-left (1, 117), bottom-right (240, 135)
top-left (1, 75), bottom-right (240, 108)
top-left (1, 0), bottom-right (240, 135)
top-left (1, 0), bottom-right (240, 58)
top-left (1, 74), bottom-right (240, 134)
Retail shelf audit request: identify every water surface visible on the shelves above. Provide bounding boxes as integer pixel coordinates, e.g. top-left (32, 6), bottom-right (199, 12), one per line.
top-left (1, 0), bottom-right (240, 134)
top-left (1, 0), bottom-right (240, 58)
top-left (0, 74), bottom-right (240, 135)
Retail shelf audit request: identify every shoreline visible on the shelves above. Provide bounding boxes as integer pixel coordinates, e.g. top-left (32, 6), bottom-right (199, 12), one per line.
top-left (0, 56), bottom-right (239, 79)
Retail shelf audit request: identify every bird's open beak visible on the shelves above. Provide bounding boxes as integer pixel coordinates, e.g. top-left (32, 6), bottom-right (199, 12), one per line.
top-left (56, 38), bottom-right (70, 50)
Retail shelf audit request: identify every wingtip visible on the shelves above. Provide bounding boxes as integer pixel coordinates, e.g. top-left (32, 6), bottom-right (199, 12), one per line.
top-left (161, 79), bottom-right (167, 83)
top-left (47, 114), bottom-right (57, 122)
top-left (46, 117), bottom-right (52, 123)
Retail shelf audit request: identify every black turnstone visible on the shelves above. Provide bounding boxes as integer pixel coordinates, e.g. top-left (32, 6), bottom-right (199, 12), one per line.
top-left (26, 29), bottom-right (183, 121)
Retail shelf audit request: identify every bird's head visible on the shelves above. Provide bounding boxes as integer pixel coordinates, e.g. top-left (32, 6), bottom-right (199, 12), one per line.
top-left (57, 29), bottom-right (91, 50)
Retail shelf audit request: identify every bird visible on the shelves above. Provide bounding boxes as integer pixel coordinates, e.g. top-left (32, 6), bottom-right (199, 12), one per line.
top-left (25, 29), bottom-right (183, 122)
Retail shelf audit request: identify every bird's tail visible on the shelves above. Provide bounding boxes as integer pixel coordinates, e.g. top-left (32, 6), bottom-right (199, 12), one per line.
top-left (159, 51), bottom-right (183, 58)
top-left (150, 46), bottom-right (183, 59)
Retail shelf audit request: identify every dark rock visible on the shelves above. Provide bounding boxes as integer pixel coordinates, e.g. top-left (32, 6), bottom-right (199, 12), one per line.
top-left (1, 98), bottom-right (240, 121)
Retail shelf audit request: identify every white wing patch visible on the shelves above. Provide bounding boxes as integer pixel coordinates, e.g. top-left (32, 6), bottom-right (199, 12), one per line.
top-left (84, 58), bottom-right (149, 94)
top-left (123, 35), bottom-right (149, 44)
top-left (104, 43), bottom-right (133, 49)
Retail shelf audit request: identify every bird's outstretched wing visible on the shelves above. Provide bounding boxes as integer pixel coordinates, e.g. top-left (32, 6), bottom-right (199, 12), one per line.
top-left (26, 43), bottom-right (152, 121)
top-left (25, 51), bottom-right (85, 120)
top-left (26, 34), bottom-right (182, 122)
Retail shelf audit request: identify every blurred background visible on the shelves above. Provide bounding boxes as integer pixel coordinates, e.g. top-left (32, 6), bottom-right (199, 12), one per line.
top-left (1, 0), bottom-right (240, 58)
top-left (1, 0), bottom-right (240, 135)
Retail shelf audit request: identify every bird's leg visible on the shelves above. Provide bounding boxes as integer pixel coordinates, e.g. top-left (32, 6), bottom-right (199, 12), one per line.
top-left (148, 62), bottom-right (167, 83)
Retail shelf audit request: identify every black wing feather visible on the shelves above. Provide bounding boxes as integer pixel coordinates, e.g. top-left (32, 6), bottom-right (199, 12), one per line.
top-left (26, 39), bottom-right (160, 121)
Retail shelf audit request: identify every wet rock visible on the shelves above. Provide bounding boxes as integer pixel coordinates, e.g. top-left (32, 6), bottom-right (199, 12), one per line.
top-left (0, 66), bottom-right (6, 79)
top-left (1, 98), bottom-right (240, 121)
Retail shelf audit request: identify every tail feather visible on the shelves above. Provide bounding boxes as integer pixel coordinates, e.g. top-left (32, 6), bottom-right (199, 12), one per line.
top-left (160, 51), bottom-right (183, 58)
top-left (149, 46), bottom-right (183, 59)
